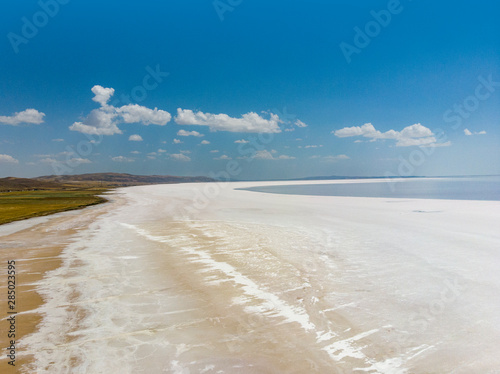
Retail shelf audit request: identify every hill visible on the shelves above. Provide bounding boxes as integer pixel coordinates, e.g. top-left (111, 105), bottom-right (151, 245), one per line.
top-left (0, 177), bottom-right (67, 192)
top-left (34, 173), bottom-right (215, 187)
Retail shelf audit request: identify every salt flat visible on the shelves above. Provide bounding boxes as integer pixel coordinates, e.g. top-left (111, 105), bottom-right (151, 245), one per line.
top-left (8, 179), bottom-right (500, 373)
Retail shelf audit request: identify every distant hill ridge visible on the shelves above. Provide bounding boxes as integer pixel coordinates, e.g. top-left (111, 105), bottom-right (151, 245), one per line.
top-left (0, 173), bottom-right (215, 191)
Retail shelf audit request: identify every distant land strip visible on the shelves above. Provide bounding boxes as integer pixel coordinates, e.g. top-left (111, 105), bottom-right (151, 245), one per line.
top-left (0, 173), bottom-right (215, 225)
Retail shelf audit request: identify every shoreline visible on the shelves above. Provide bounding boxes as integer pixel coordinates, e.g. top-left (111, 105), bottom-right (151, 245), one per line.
top-left (0, 194), bottom-right (122, 373)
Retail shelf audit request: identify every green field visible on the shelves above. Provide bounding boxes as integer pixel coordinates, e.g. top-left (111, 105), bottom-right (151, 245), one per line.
top-left (0, 189), bottom-right (109, 225)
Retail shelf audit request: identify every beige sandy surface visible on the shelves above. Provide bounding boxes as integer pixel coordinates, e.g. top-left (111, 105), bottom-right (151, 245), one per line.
top-left (0, 197), bottom-right (117, 373)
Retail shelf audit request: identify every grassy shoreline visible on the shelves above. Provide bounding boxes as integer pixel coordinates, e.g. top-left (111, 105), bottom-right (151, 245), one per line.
top-left (0, 188), bottom-right (111, 225)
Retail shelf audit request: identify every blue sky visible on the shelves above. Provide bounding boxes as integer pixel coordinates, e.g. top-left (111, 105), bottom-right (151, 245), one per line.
top-left (1, 0), bottom-right (499, 179)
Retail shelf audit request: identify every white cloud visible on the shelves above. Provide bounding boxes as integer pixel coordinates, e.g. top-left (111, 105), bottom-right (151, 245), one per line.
top-left (304, 145), bottom-right (323, 148)
top-left (234, 139), bottom-right (249, 144)
top-left (170, 153), bottom-right (191, 162)
top-left (158, 149), bottom-right (167, 153)
top-left (180, 150), bottom-right (191, 154)
top-left (173, 138), bottom-right (183, 144)
top-left (421, 141), bottom-right (452, 148)
top-left (175, 108), bottom-right (281, 133)
top-left (396, 137), bottom-right (436, 147)
top-left (116, 104), bottom-right (171, 125)
top-left (254, 150), bottom-right (275, 160)
top-left (215, 155), bottom-right (232, 160)
top-left (323, 154), bottom-right (350, 162)
top-left (39, 157), bottom-right (57, 164)
top-left (464, 128), bottom-right (487, 136)
top-left (69, 158), bottom-right (92, 164)
top-left (210, 150), bottom-right (219, 153)
top-left (177, 129), bottom-right (204, 137)
top-left (0, 109), bottom-right (45, 126)
top-left (129, 134), bottom-right (143, 141)
top-left (200, 140), bottom-right (210, 144)
top-left (131, 151), bottom-right (141, 154)
top-left (112, 156), bottom-right (134, 162)
top-left (70, 85), bottom-right (171, 135)
top-left (91, 85), bottom-right (115, 106)
top-left (333, 123), bottom-right (441, 147)
top-left (253, 150), bottom-right (295, 160)
top-left (295, 119), bottom-right (308, 128)
top-left (0, 154), bottom-right (19, 164)
top-left (52, 138), bottom-right (64, 142)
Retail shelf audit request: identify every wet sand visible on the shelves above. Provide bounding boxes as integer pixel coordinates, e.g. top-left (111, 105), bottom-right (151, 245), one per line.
top-left (0, 198), bottom-right (117, 373)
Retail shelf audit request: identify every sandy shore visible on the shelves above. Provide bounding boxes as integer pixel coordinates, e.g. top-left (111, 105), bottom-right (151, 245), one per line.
top-left (0, 196), bottom-right (119, 373)
top-left (2, 180), bottom-right (500, 373)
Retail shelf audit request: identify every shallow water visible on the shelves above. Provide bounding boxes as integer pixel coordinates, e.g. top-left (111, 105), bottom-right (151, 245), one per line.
top-left (241, 176), bottom-right (500, 201)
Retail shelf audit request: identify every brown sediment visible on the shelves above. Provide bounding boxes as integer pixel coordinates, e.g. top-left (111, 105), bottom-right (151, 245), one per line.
top-left (0, 201), bottom-right (115, 374)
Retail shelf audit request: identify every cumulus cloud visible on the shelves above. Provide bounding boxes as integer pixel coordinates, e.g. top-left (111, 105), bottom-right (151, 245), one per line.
top-left (116, 104), bottom-right (171, 125)
top-left (0, 154), bottom-right (19, 164)
top-left (158, 149), bottom-right (167, 153)
top-left (112, 156), bottom-right (134, 162)
top-left (69, 158), bottom-right (91, 164)
top-left (421, 141), bottom-right (452, 148)
top-left (333, 123), bottom-right (444, 147)
top-left (129, 134), bottom-right (143, 141)
top-left (91, 85), bottom-right (115, 106)
top-left (39, 157), bottom-right (57, 164)
top-left (294, 119), bottom-right (308, 128)
top-left (464, 128), bottom-right (486, 136)
top-left (215, 155), bottom-right (232, 160)
top-left (0, 109), bottom-right (45, 126)
top-left (69, 85), bottom-right (171, 135)
top-left (253, 150), bottom-right (295, 160)
top-left (170, 153), bottom-right (191, 162)
top-left (234, 139), bottom-right (249, 144)
top-left (177, 129), bottom-right (203, 137)
top-left (323, 154), bottom-right (350, 162)
top-left (173, 138), bottom-right (183, 144)
top-left (200, 140), bottom-right (210, 144)
top-left (175, 109), bottom-right (281, 133)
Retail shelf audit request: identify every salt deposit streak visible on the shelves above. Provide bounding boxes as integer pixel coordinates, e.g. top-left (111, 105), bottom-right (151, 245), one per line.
top-left (18, 179), bottom-right (500, 373)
